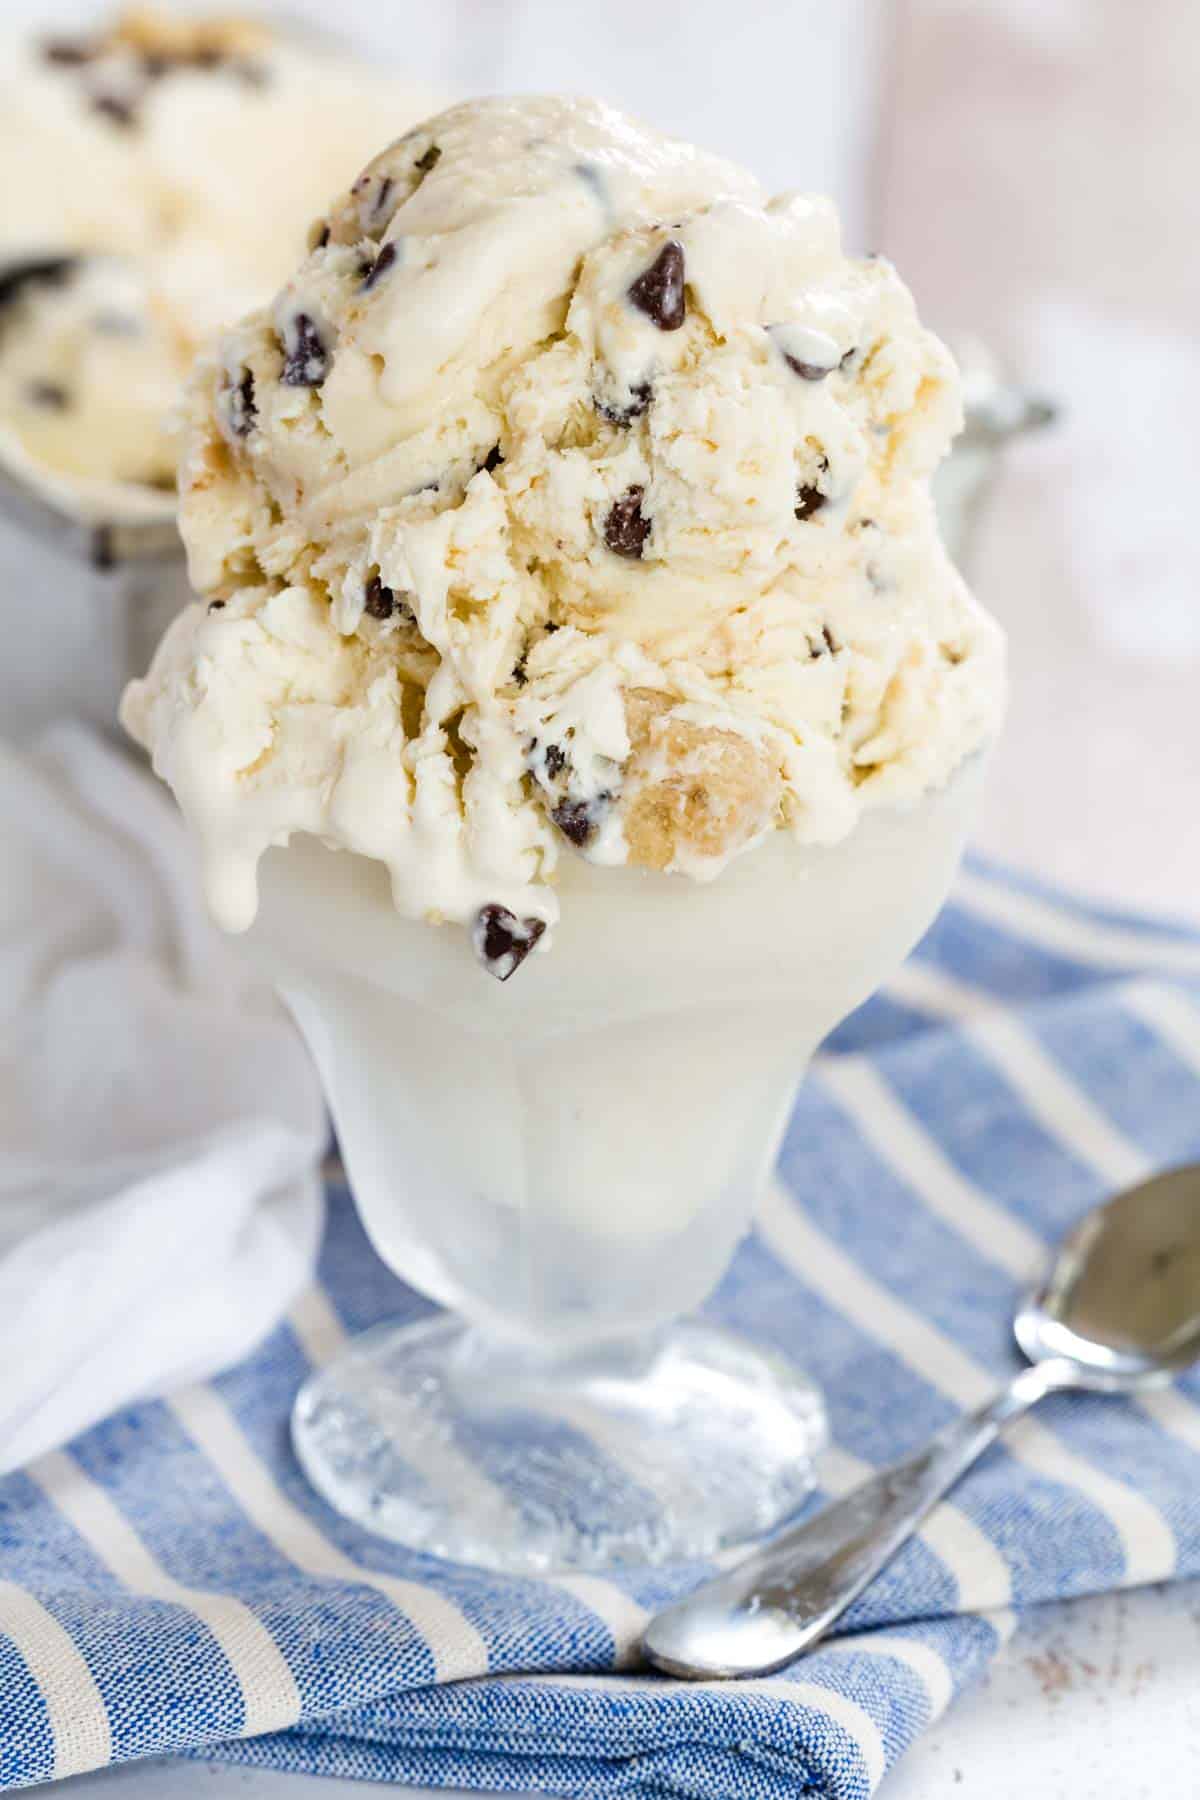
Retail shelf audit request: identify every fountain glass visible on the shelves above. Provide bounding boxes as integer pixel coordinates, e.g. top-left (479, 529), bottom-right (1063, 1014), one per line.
top-left (250, 756), bottom-right (986, 1572)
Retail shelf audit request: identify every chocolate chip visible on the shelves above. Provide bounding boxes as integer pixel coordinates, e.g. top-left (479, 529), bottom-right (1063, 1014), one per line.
top-left (0, 256), bottom-right (77, 313)
top-left (374, 176), bottom-right (394, 220)
top-left (364, 575), bottom-right (397, 619)
top-left (91, 93), bottom-right (138, 129)
top-left (362, 576), bottom-right (413, 623)
top-left (511, 655), bottom-right (528, 687)
top-left (823, 625), bottom-right (840, 654)
top-left (414, 143), bottom-right (441, 175)
top-left (90, 525), bottom-right (115, 571)
top-left (481, 444), bottom-right (503, 473)
top-left (41, 38), bottom-right (95, 66)
top-left (280, 313), bottom-right (328, 387)
top-left (227, 368), bottom-right (256, 438)
top-left (628, 240), bottom-right (685, 331)
top-left (208, 599), bottom-right (226, 612)
top-left (840, 346), bottom-right (859, 370)
top-left (26, 380), bottom-right (69, 410)
top-left (544, 743), bottom-right (567, 780)
top-left (604, 485), bottom-right (651, 559)
top-left (312, 222), bottom-right (331, 250)
top-left (362, 242), bottom-right (397, 291)
top-left (552, 797), bottom-right (607, 848)
top-left (784, 354), bottom-right (835, 382)
top-left (596, 381), bottom-right (652, 427)
top-left (794, 484), bottom-right (827, 522)
top-left (810, 625), bottom-right (840, 658)
top-left (472, 903), bottom-right (545, 981)
top-left (543, 620), bottom-right (560, 634)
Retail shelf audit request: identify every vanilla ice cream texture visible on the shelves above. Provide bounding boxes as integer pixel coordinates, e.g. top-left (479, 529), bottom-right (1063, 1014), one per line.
top-left (122, 95), bottom-right (1006, 978)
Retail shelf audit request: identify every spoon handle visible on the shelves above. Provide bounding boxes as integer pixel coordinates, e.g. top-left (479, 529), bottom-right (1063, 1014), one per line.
top-left (643, 1359), bottom-right (1076, 1680)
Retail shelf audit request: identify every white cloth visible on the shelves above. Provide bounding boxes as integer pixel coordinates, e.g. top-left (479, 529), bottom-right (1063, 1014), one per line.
top-left (0, 723), bottom-right (326, 1472)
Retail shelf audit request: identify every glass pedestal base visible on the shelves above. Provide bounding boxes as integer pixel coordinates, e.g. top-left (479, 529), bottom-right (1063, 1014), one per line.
top-left (292, 1315), bottom-right (826, 1573)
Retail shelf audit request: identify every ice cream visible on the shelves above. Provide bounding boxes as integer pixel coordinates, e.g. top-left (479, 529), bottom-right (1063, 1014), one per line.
top-left (122, 95), bottom-right (1006, 972)
top-left (0, 8), bottom-right (443, 506)
top-left (0, 255), bottom-right (185, 491)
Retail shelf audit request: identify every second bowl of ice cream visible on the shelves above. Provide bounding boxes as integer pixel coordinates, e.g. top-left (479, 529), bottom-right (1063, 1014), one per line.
top-left (0, 6), bottom-right (444, 736)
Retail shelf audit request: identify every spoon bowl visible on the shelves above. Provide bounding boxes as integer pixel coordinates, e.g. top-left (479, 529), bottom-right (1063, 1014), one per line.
top-left (1016, 1164), bottom-right (1200, 1390)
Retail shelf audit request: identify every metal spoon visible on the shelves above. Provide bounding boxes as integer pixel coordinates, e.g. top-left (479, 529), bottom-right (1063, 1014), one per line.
top-left (643, 1163), bottom-right (1200, 1680)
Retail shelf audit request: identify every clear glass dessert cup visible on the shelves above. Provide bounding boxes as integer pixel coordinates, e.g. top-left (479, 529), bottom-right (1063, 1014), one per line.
top-left (250, 755), bottom-right (986, 1572)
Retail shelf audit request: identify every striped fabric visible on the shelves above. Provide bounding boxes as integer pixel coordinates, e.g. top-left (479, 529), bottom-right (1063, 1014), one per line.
top-left (3, 857), bottom-right (1200, 1800)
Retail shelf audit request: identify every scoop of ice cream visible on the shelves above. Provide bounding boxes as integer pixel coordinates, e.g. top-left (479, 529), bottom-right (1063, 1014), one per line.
top-left (122, 94), bottom-right (1005, 969)
top-left (0, 8), bottom-right (443, 501)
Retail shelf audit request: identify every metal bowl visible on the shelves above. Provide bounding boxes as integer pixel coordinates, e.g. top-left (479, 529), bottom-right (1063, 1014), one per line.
top-left (0, 456), bottom-right (189, 741)
top-left (932, 336), bottom-right (1056, 571)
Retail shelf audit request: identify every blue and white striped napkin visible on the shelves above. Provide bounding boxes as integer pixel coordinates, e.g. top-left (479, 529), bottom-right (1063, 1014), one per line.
top-left (4, 856), bottom-right (1200, 1800)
